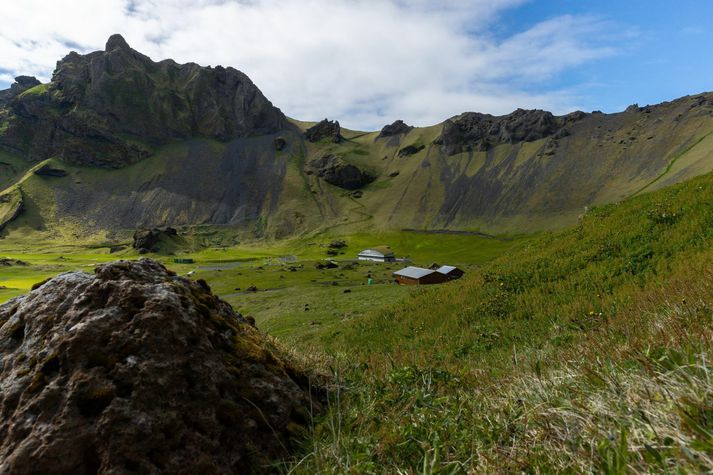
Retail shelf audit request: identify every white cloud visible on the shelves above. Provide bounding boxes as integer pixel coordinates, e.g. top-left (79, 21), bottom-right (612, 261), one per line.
top-left (0, 0), bottom-right (622, 130)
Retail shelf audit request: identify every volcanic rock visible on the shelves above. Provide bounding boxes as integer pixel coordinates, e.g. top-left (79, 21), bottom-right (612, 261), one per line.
top-left (378, 120), bottom-right (413, 138)
top-left (0, 258), bottom-right (318, 473)
top-left (307, 154), bottom-right (375, 190)
top-left (398, 144), bottom-right (425, 157)
top-left (0, 34), bottom-right (286, 167)
top-left (434, 108), bottom-right (584, 155)
top-left (33, 163), bottom-right (68, 177)
top-left (304, 119), bottom-right (342, 143)
top-left (132, 227), bottom-right (178, 253)
top-left (0, 76), bottom-right (42, 108)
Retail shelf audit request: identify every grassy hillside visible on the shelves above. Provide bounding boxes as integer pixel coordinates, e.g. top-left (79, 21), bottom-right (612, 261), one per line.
top-left (287, 170), bottom-right (713, 473)
top-left (2, 93), bottom-right (713, 241)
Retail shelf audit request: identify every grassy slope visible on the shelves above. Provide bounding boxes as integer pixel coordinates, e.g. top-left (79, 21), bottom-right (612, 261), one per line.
top-left (288, 170), bottom-right (713, 473)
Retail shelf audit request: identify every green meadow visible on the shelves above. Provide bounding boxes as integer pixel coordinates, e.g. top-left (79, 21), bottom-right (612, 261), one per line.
top-left (3, 171), bottom-right (713, 472)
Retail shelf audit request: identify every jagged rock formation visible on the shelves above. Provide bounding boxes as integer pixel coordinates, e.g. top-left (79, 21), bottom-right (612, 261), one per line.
top-left (0, 76), bottom-right (41, 107)
top-left (0, 34), bottom-right (286, 167)
top-left (378, 120), bottom-right (413, 138)
top-left (0, 259), bottom-right (318, 473)
top-left (434, 109), bottom-right (586, 155)
top-left (305, 119), bottom-right (342, 143)
top-left (307, 154), bottom-right (375, 190)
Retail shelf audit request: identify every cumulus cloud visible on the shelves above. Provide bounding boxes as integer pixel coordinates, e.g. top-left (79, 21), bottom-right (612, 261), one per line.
top-left (0, 0), bottom-right (623, 130)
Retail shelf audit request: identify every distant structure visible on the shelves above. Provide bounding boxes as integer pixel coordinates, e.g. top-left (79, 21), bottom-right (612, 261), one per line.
top-left (393, 266), bottom-right (449, 285)
top-left (436, 265), bottom-right (465, 280)
top-left (358, 246), bottom-right (396, 262)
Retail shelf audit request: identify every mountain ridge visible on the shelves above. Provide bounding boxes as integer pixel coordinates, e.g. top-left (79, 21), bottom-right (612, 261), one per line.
top-left (1, 35), bottom-right (712, 238)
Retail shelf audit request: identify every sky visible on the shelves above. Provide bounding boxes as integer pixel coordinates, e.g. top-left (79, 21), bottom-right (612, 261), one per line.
top-left (0, 0), bottom-right (711, 130)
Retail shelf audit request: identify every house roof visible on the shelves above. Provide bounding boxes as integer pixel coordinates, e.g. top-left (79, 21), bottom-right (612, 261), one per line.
top-left (393, 266), bottom-right (435, 279)
top-left (358, 246), bottom-right (394, 257)
top-left (436, 265), bottom-right (458, 274)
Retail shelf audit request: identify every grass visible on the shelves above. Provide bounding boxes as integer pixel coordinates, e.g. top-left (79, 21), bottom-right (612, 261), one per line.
top-left (282, 170), bottom-right (713, 473)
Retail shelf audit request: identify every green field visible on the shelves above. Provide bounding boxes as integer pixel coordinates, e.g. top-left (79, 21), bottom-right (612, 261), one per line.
top-left (0, 230), bottom-right (516, 350)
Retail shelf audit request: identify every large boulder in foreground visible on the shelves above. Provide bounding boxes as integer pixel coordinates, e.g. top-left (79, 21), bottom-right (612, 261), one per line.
top-left (0, 259), bottom-right (317, 474)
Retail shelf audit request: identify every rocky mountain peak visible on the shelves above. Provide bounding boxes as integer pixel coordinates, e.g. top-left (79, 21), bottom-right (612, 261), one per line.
top-left (0, 35), bottom-right (288, 167)
top-left (105, 33), bottom-right (131, 52)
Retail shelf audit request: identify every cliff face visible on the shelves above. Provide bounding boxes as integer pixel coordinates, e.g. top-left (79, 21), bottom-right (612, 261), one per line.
top-left (0, 259), bottom-right (318, 473)
top-left (0, 34), bottom-right (287, 168)
top-left (1, 36), bottom-right (713, 237)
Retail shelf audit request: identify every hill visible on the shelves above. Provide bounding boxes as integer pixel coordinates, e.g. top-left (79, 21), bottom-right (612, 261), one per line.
top-left (0, 36), bottom-right (712, 240)
top-left (287, 165), bottom-right (713, 472)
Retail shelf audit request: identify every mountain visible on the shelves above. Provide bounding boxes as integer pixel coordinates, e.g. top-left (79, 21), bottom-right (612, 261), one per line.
top-left (1, 35), bottom-right (712, 239)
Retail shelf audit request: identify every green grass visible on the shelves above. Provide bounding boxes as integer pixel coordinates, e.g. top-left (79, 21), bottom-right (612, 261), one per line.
top-left (283, 170), bottom-right (713, 473)
top-left (18, 83), bottom-right (49, 98)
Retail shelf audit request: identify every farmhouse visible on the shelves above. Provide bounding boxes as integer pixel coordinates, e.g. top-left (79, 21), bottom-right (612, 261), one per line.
top-left (357, 246), bottom-right (395, 262)
top-left (436, 265), bottom-right (465, 280)
top-left (393, 266), bottom-right (449, 285)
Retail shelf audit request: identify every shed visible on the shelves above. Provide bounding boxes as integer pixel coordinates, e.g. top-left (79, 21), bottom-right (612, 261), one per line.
top-left (393, 266), bottom-right (448, 285)
top-left (436, 265), bottom-right (465, 280)
top-left (357, 246), bottom-right (395, 262)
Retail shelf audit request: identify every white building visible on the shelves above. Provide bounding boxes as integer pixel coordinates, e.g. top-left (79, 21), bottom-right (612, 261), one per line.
top-left (357, 246), bottom-right (395, 262)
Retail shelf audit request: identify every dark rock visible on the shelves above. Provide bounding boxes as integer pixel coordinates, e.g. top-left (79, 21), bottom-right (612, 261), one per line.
top-left (351, 190), bottom-right (363, 198)
top-left (315, 260), bottom-right (339, 270)
top-left (0, 35), bottom-right (286, 168)
top-left (389, 171), bottom-right (400, 177)
top-left (304, 119), bottom-right (342, 143)
top-left (246, 285), bottom-right (258, 292)
top-left (0, 76), bottom-right (41, 107)
top-left (0, 258), bottom-right (29, 266)
top-left (274, 137), bottom-right (287, 151)
top-left (378, 120), bottom-right (413, 138)
top-left (434, 108), bottom-right (585, 156)
top-left (306, 154), bottom-right (375, 190)
top-left (398, 144), bottom-right (425, 157)
top-left (131, 227), bottom-right (178, 253)
top-left (0, 258), bottom-right (318, 473)
top-left (33, 164), bottom-right (68, 177)
top-left (343, 289), bottom-right (352, 293)
top-left (108, 245), bottom-right (126, 254)
top-left (328, 240), bottom-right (347, 249)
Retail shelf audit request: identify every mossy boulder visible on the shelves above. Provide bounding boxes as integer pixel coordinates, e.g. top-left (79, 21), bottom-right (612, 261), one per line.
top-left (0, 259), bottom-right (319, 473)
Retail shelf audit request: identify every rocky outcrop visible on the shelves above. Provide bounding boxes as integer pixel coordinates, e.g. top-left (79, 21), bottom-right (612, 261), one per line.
top-left (0, 188), bottom-right (23, 232)
top-left (398, 144), bottom-right (425, 157)
top-left (307, 154), bottom-right (375, 190)
top-left (132, 227), bottom-right (178, 253)
top-left (434, 108), bottom-right (586, 155)
top-left (0, 34), bottom-right (287, 167)
top-left (33, 163), bottom-right (68, 177)
top-left (0, 259), bottom-right (318, 473)
top-left (378, 120), bottom-right (413, 138)
top-left (0, 76), bottom-right (41, 107)
top-left (305, 119), bottom-right (342, 143)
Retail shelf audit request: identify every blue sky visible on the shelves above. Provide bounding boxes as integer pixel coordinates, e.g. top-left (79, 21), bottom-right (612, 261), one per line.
top-left (0, 0), bottom-right (711, 130)
top-left (497, 0), bottom-right (713, 112)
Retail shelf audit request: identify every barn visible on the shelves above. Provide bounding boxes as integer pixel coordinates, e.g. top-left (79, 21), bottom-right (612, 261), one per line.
top-left (393, 266), bottom-right (449, 285)
top-left (357, 246), bottom-right (396, 262)
top-left (436, 265), bottom-right (465, 280)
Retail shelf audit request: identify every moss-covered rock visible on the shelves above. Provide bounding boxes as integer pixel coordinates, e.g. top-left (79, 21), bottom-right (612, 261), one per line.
top-left (0, 258), bottom-right (319, 473)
